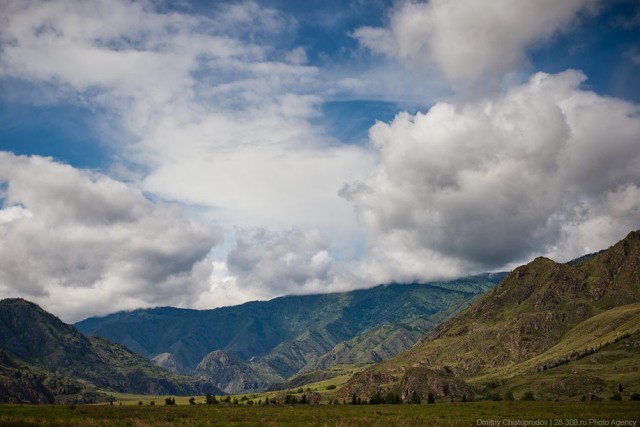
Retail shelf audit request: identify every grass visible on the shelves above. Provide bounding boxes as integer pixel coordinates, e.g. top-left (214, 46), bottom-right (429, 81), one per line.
top-left (474, 303), bottom-right (640, 382)
top-left (478, 332), bottom-right (640, 402)
top-left (0, 401), bottom-right (638, 427)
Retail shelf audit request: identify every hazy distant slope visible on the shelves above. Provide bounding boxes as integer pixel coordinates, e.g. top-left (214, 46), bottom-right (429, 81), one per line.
top-left (76, 275), bottom-right (503, 390)
top-left (303, 318), bottom-right (432, 373)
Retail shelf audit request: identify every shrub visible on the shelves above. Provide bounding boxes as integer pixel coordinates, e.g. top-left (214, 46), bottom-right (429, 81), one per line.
top-left (488, 393), bottom-right (503, 401)
top-left (369, 391), bottom-right (383, 405)
top-left (325, 384), bottom-right (337, 390)
top-left (609, 393), bottom-right (622, 401)
top-left (630, 392), bottom-right (640, 401)
top-left (385, 392), bottom-right (402, 404)
top-left (521, 391), bottom-right (535, 401)
top-left (427, 392), bottom-right (435, 404)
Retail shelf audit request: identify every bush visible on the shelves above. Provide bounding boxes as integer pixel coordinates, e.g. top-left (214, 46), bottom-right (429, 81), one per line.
top-left (609, 393), bottom-right (622, 401)
top-left (369, 392), bottom-right (383, 405)
top-left (325, 384), bottom-right (337, 390)
top-left (385, 392), bottom-right (402, 404)
top-left (164, 397), bottom-right (176, 406)
top-left (427, 392), bottom-right (435, 404)
top-left (630, 392), bottom-right (640, 401)
top-left (521, 391), bottom-right (535, 401)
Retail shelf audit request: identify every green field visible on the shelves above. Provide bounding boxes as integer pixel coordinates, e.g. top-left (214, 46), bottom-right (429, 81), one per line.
top-left (0, 402), bottom-right (638, 427)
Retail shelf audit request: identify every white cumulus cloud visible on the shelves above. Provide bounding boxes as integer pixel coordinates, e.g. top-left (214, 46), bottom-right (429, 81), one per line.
top-left (226, 228), bottom-right (335, 297)
top-left (354, 0), bottom-right (598, 85)
top-left (343, 70), bottom-right (640, 275)
top-left (0, 153), bottom-right (221, 322)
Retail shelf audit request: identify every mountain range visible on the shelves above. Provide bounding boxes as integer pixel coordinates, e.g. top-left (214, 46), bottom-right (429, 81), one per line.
top-left (2, 230), bottom-right (638, 403)
top-left (342, 230), bottom-right (640, 402)
top-left (75, 275), bottom-right (503, 393)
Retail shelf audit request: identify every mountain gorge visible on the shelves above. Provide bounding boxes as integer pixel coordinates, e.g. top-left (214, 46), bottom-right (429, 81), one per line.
top-left (343, 231), bottom-right (640, 402)
top-left (76, 275), bottom-right (503, 393)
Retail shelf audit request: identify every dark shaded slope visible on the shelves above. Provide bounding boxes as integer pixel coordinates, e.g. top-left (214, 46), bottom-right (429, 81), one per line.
top-left (0, 298), bottom-right (222, 400)
top-left (0, 350), bottom-right (54, 403)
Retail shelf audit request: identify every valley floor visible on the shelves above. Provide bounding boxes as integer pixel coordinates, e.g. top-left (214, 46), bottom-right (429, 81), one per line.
top-left (0, 401), bottom-right (638, 427)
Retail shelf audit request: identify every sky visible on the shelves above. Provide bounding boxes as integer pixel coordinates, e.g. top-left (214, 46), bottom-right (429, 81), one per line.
top-left (1, 0), bottom-right (639, 323)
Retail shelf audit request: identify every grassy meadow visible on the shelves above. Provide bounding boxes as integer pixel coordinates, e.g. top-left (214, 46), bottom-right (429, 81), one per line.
top-left (0, 401), bottom-right (638, 427)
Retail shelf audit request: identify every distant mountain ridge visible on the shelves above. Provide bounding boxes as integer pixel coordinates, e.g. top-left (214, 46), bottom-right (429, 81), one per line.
top-left (76, 274), bottom-right (504, 393)
top-left (343, 230), bottom-right (640, 402)
top-left (0, 298), bottom-right (222, 403)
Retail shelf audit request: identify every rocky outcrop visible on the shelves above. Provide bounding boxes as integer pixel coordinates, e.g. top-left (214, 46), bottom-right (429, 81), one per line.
top-left (151, 352), bottom-right (188, 374)
top-left (400, 367), bottom-right (473, 401)
top-left (194, 350), bottom-right (278, 394)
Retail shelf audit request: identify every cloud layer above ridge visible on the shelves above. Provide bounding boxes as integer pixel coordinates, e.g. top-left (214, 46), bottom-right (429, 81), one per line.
top-left (0, 0), bottom-right (639, 320)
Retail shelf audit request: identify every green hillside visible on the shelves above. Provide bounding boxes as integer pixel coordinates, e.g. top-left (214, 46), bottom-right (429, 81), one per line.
top-left (342, 230), bottom-right (640, 402)
top-left (303, 318), bottom-right (431, 372)
top-left (76, 275), bottom-right (503, 393)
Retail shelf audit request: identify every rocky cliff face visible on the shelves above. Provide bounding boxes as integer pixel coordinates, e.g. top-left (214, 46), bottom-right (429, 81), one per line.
top-left (400, 367), bottom-right (474, 401)
top-left (194, 350), bottom-right (277, 394)
top-left (151, 352), bottom-right (188, 374)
